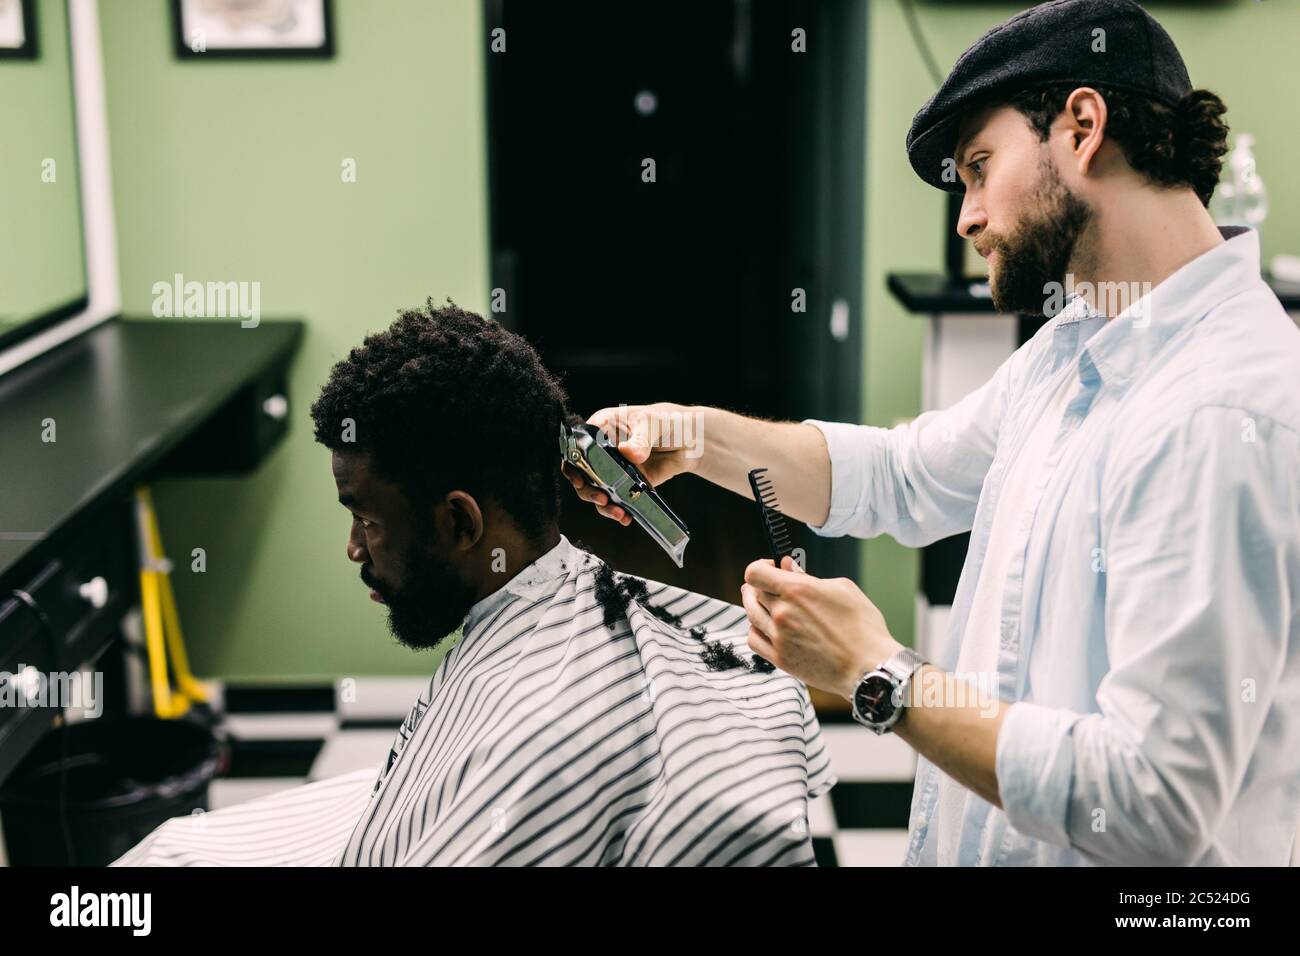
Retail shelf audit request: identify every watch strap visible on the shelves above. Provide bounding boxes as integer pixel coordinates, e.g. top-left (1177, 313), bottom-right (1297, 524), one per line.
top-left (882, 646), bottom-right (927, 685)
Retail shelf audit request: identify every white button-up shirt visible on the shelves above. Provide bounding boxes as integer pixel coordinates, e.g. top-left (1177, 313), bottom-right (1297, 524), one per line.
top-left (804, 226), bottom-right (1300, 865)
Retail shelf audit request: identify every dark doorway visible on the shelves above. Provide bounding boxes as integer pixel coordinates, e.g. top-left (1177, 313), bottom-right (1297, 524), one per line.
top-left (485, 0), bottom-right (866, 603)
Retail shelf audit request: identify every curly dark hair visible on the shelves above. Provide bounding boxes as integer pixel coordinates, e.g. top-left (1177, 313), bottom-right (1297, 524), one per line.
top-left (310, 298), bottom-right (571, 545)
top-left (993, 84), bottom-right (1229, 207)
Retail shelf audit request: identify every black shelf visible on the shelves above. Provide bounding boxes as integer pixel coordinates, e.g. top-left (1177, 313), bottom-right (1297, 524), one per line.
top-left (888, 271), bottom-right (1300, 315)
top-left (0, 317), bottom-right (304, 583)
top-left (888, 272), bottom-right (997, 314)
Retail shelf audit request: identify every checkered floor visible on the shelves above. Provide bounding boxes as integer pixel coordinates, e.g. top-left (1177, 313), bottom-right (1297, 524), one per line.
top-left (199, 679), bottom-right (916, 868)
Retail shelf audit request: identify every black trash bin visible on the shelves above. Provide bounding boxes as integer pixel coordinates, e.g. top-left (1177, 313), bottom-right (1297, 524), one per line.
top-left (0, 715), bottom-right (224, 866)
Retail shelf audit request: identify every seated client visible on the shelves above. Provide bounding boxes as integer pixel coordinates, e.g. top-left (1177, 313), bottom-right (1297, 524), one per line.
top-left (114, 300), bottom-right (834, 867)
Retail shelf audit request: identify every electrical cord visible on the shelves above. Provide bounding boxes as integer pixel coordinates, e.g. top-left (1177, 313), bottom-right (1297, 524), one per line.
top-left (8, 587), bottom-right (76, 866)
top-left (901, 0), bottom-right (943, 88)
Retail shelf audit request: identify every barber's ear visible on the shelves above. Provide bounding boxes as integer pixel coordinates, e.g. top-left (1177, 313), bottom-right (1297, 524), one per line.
top-left (1063, 87), bottom-right (1107, 178)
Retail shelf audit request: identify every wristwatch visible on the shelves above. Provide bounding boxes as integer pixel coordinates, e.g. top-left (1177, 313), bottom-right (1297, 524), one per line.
top-left (850, 647), bottom-right (928, 735)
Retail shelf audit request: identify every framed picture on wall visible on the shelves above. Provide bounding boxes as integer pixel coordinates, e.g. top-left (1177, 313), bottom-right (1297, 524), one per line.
top-left (0, 0), bottom-right (36, 59)
top-left (172, 0), bottom-right (334, 59)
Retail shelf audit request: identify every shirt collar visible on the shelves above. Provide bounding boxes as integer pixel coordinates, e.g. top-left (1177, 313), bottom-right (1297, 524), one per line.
top-left (459, 532), bottom-right (583, 641)
top-left (1062, 225), bottom-right (1260, 390)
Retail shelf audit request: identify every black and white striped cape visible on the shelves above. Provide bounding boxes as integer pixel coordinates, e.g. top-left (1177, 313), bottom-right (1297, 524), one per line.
top-left (114, 534), bottom-right (835, 866)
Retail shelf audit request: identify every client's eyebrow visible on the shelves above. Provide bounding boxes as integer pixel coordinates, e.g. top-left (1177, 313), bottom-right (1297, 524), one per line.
top-left (338, 492), bottom-right (364, 510)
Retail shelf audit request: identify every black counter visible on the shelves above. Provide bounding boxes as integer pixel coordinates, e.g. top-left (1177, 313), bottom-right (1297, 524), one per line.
top-left (0, 317), bottom-right (303, 784)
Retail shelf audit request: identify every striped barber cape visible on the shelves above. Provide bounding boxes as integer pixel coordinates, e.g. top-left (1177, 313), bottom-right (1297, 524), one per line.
top-left (114, 533), bottom-right (836, 867)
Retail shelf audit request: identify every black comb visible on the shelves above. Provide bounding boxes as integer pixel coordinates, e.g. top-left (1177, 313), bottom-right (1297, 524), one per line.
top-left (748, 467), bottom-right (795, 568)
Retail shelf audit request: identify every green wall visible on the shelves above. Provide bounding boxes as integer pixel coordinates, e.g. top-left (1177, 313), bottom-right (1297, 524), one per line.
top-left (861, 0), bottom-right (1300, 650)
top-left (100, 0), bottom-right (489, 680)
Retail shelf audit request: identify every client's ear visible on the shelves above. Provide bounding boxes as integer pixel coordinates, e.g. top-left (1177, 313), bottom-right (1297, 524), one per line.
top-left (441, 490), bottom-right (485, 550)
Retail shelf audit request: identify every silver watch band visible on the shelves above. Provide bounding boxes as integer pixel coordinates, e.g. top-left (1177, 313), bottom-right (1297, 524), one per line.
top-left (882, 646), bottom-right (927, 686)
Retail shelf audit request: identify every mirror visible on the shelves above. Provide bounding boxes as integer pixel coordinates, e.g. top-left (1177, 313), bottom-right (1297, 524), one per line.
top-left (0, 0), bottom-right (88, 351)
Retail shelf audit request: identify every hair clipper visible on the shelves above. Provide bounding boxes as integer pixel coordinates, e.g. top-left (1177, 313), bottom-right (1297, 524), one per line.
top-left (560, 421), bottom-right (690, 568)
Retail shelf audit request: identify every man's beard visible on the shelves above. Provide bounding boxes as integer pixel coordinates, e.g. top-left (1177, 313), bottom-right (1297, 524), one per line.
top-left (363, 539), bottom-right (478, 651)
top-left (984, 151), bottom-right (1093, 317)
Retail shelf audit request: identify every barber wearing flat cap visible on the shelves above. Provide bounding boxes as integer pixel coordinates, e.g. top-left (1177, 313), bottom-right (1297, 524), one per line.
top-left (566, 0), bottom-right (1300, 865)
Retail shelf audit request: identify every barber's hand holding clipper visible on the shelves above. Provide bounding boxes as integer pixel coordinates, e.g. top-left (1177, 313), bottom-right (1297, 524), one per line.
top-left (561, 402), bottom-right (700, 527)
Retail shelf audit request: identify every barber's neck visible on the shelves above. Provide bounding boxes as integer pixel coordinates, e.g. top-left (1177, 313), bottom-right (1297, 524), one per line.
top-left (1069, 182), bottom-right (1224, 318)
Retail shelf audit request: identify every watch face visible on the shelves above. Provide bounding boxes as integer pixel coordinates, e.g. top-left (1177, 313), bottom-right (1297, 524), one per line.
top-left (854, 674), bottom-right (897, 724)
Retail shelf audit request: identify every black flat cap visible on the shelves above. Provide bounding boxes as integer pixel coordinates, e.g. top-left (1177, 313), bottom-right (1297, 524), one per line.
top-left (906, 0), bottom-right (1192, 193)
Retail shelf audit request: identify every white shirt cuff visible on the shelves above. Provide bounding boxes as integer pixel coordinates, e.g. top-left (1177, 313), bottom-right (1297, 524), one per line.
top-left (995, 700), bottom-right (1086, 848)
top-left (800, 418), bottom-right (876, 538)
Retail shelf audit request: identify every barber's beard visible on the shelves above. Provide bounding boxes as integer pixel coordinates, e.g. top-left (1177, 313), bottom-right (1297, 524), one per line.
top-left (984, 154), bottom-right (1093, 317)
top-left (368, 538), bottom-right (479, 652)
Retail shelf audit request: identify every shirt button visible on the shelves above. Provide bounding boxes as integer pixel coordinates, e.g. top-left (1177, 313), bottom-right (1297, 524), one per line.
top-left (913, 814), bottom-right (928, 830)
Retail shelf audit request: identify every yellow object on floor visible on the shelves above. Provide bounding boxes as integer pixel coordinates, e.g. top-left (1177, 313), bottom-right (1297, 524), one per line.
top-left (134, 485), bottom-right (211, 718)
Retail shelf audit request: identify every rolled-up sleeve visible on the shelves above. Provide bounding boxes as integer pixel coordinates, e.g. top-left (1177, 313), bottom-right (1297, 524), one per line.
top-left (995, 701), bottom-right (1088, 847)
top-left (800, 341), bottom-right (1023, 546)
top-left (995, 404), bottom-right (1300, 865)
